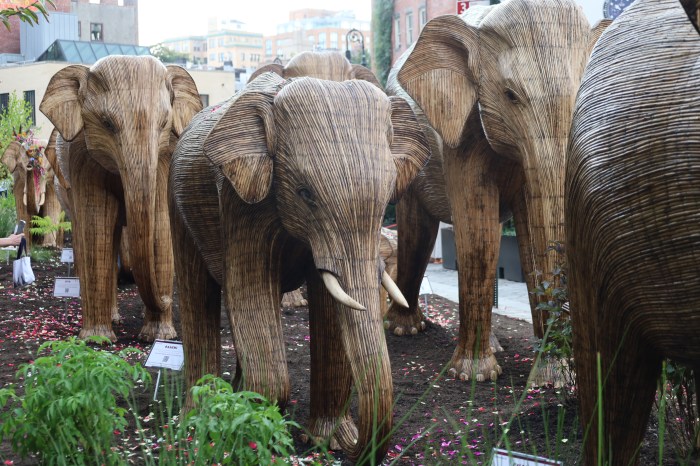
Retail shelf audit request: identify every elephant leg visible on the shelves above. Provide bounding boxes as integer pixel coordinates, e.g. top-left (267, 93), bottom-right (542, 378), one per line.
top-left (305, 270), bottom-right (356, 450)
top-left (139, 157), bottom-right (177, 341)
top-left (171, 207), bottom-right (221, 412)
top-left (385, 187), bottom-right (439, 336)
top-left (70, 163), bottom-right (120, 341)
top-left (445, 150), bottom-right (502, 382)
top-left (281, 288), bottom-right (307, 308)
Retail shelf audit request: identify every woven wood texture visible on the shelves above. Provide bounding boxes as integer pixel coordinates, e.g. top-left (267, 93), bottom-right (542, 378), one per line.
top-left (39, 56), bottom-right (202, 342)
top-left (566, 0), bottom-right (700, 464)
top-left (170, 73), bottom-right (429, 462)
top-left (394, 0), bottom-right (601, 383)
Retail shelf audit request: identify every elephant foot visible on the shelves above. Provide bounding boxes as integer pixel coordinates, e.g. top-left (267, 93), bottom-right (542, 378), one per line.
top-left (282, 288), bottom-right (308, 308)
top-left (448, 348), bottom-right (502, 382)
top-left (302, 416), bottom-right (357, 451)
top-left (490, 332), bottom-right (503, 353)
top-left (138, 319), bottom-right (177, 342)
top-left (384, 304), bottom-right (426, 336)
top-left (111, 306), bottom-right (122, 324)
top-left (79, 325), bottom-right (117, 342)
top-left (527, 357), bottom-right (571, 388)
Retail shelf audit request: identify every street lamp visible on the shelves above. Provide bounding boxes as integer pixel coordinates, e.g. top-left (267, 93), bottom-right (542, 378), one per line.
top-left (344, 28), bottom-right (366, 67)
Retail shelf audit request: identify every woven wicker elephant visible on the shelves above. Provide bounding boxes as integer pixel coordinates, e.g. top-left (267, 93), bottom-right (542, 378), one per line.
top-left (169, 73), bottom-right (429, 462)
top-left (567, 1), bottom-right (700, 464)
top-left (40, 56), bottom-right (202, 341)
top-left (2, 131), bottom-right (61, 248)
top-left (391, 0), bottom-right (607, 383)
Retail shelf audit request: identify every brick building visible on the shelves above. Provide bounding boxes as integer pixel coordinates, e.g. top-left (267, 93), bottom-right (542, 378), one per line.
top-left (390, 0), bottom-right (489, 64)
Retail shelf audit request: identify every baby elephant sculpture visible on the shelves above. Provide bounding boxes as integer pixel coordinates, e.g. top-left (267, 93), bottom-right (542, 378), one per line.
top-left (169, 73), bottom-right (429, 463)
top-left (566, 0), bottom-right (700, 464)
top-left (40, 55), bottom-right (202, 341)
top-left (2, 131), bottom-right (61, 247)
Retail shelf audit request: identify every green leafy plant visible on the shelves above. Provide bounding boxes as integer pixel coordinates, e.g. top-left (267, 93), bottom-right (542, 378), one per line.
top-left (0, 337), bottom-right (149, 465)
top-left (30, 210), bottom-right (71, 244)
top-left (170, 375), bottom-right (298, 465)
top-left (657, 361), bottom-right (699, 460)
top-left (0, 191), bottom-right (16, 236)
top-left (372, 0), bottom-right (394, 87)
top-left (0, 92), bottom-right (35, 181)
top-left (0, 0), bottom-right (54, 30)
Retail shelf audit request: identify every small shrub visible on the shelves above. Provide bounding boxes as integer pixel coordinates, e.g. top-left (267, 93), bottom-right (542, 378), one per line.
top-left (175, 375), bottom-right (299, 465)
top-left (0, 191), bottom-right (16, 236)
top-left (658, 361), bottom-right (699, 459)
top-left (30, 210), bottom-right (71, 236)
top-left (0, 337), bottom-right (149, 465)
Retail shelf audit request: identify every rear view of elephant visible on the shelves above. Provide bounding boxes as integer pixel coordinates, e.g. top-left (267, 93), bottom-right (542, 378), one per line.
top-left (566, 0), bottom-right (700, 464)
top-left (390, 0), bottom-right (605, 382)
top-left (169, 73), bottom-right (429, 462)
top-left (40, 56), bottom-right (202, 341)
top-left (2, 130), bottom-right (61, 247)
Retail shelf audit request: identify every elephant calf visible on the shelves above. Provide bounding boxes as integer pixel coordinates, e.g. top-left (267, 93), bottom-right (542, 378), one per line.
top-left (169, 73), bottom-right (429, 463)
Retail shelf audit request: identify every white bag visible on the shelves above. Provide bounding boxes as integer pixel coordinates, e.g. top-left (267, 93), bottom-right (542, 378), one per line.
top-left (13, 238), bottom-right (35, 288)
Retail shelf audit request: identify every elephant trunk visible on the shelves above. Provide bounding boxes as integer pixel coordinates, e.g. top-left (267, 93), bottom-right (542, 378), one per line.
top-left (24, 169), bottom-right (41, 216)
top-left (327, 259), bottom-right (393, 463)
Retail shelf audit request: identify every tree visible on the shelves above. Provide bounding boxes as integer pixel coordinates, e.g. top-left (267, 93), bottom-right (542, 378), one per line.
top-left (0, 1), bottom-right (55, 31)
top-left (0, 92), bottom-right (35, 181)
top-left (150, 44), bottom-right (190, 64)
top-left (372, 0), bottom-right (394, 87)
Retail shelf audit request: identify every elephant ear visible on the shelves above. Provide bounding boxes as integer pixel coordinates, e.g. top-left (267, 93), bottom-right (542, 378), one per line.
top-left (1, 141), bottom-right (20, 173)
top-left (203, 74), bottom-right (283, 204)
top-left (389, 96), bottom-right (431, 202)
top-left (587, 19), bottom-right (612, 55)
top-left (39, 65), bottom-right (89, 142)
top-left (166, 65), bottom-right (203, 136)
top-left (249, 63), bottom-right (285, 83)
top-left (351, 64), bottom-right (383, 90)
top-left (397, 14), bottom-right (480, 149)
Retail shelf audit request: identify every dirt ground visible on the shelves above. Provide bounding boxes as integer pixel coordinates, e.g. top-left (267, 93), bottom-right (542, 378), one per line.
top-left (0, 247), bottom-right (680, 465)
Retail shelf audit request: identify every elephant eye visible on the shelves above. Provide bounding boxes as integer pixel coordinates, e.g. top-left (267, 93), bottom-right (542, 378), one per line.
top-left (297, 187), bottom-right (316, 207)
top-left (504, 88), bottom-right (521, 104)
top-left (101, 117), bottom-right (117, 133)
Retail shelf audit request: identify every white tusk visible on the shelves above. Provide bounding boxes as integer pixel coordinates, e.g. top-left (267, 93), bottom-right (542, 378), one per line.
top-left (382, 271), bottom-right (409, 308)
top-left (321, 271), bottom-right (366, 311)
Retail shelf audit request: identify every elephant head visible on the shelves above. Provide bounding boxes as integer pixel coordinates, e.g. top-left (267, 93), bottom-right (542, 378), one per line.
top-left (250, 50), bottom-right (382, 88)
top-left (40, 56), bottom-right (201, 314)
top-left (2, 134), bottom-right (52, 215)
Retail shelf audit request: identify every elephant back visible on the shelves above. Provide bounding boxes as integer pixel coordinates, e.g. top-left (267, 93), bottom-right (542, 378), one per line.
top-left (566, 0), bottom-right (700, 358)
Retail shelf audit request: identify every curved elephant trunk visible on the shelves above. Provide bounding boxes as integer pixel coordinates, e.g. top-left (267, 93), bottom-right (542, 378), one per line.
top-left (328, 261), bottom-right (393, 462)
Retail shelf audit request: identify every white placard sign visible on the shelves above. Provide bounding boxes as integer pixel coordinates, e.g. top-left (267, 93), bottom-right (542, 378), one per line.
top-left (492, 449), bottom-right (562, 466)
top-left (53, 277), bottom-right (80, 298)
top-left (419, 275), bottom-right (433, 295)
top-left (144, 340), bottom-right (184, 371)
top-left (60, 248), bottom-right (74, 263)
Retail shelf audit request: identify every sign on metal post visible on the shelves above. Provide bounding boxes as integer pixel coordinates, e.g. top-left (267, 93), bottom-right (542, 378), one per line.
top-left (145, 340), bottom-right (185, 401)
top-left (60, 248), bottom-right (74, 263)
top-left (53, 277), bottom-right (80, 298)
top-left (457, 1), bottom-right (470, 14)
top-left (491, 448), bottom-right (563, 466)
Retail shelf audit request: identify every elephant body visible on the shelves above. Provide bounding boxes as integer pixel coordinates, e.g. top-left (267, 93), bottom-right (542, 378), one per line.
top-left (169, 73), bottom-right (429, 462)
top-left (566, 0), bottom-right (700, 464)
top-left (40, 56), bottom-right (202, 341)
top-left (2, 135), bottom-right (61, 247)
top-left (390, 0), bottom-right (604, 383)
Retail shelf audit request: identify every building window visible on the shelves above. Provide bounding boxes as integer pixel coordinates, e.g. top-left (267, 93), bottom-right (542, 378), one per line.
top-left (241, 52), bottom-right (245, 61)
top-left (78, 21), bottom-right (81, 39)
top-left (406, 12), bottom-right (414, 45)
top-left (209, 39), bottom-right (215, 48)
top-left (199, 94), bottom-right (209, 107)
top-left (394, 16), bottom-right (401, 50)
top-left (90, 23), bottom-right (103, 41)
top-left (0, 93), bottom-right (9, 114)
top-left (209, 53), bottom-right (215, 62)
top-left (23, 91), bottom-right (35, 126)
top-left (319, 32), bottom-right (326, 49)
top-left (330, 32), bottom-right (338, 49)
top-left (218, 38), bottom-right (224, 47)
top-left (419, 7), bottom-right (427, 30)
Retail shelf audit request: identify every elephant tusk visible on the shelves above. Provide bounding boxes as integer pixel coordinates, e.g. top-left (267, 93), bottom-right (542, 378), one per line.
top-left (382, 271), bottom-right (409, 308)
top-left (320, 271), bottom-right (366, 311)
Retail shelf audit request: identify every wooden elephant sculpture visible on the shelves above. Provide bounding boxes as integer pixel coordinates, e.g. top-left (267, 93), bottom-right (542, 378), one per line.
top-left (2, 131), bottom-right (61, 247)
top-left (40, 56), bottom-right (202, 341)
top-left (169, 73), bottom-right (430, 463)
top-left (566, 0), bottom-right (700, 464)
top-left (390, 0), bottom-right (608, 383)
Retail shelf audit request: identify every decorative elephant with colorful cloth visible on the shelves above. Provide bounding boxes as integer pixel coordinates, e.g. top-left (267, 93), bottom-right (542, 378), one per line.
top-left (169, 73), bottom-right (429, 462)
top-left (2, 129), bottom-right (62, 248)
top-left (566, 0), bottom-right (700, 464)
top-left (390, 0), bottom-right (609, 383)
top-left (40, 56), bottom-right (202, 341)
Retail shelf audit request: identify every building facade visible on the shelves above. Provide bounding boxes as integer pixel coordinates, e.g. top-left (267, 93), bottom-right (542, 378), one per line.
top-left (159, 35), bottom-right (208, 66)
top-left (264, 9), bottom-right (370, 63)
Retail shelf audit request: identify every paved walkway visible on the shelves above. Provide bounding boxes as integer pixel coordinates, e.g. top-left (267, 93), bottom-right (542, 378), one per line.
top-left (422, 263), bottom-right (533, 323)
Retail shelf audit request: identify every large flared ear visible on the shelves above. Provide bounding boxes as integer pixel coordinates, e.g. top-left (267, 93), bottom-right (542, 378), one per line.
top-left (167, 65), bottom-right (203, 136)
top-left (1, 141), bottom-right (20, 173)
top-left (397, 15), bottom-right (480, 148)
top-left (249, 63), bottom-right (285, 83)
top-left (203, 76), bottom-right (282, 204)
top-left (39, 65), bottom-right (89, 142)
top-left (588, 19), bottom-right (612, 55)
top-left (351, 64), bottom-right (383, 90)
top-left (389, 96), bottom-right (431, 202)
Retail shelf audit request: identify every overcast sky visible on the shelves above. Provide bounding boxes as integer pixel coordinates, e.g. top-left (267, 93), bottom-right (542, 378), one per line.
top-left (138, 0), bottom-right (606, 46)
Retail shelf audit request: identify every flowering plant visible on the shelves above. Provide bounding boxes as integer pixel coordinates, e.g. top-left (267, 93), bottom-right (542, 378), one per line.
top-left (14, 129), bottom-right (46, 176)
